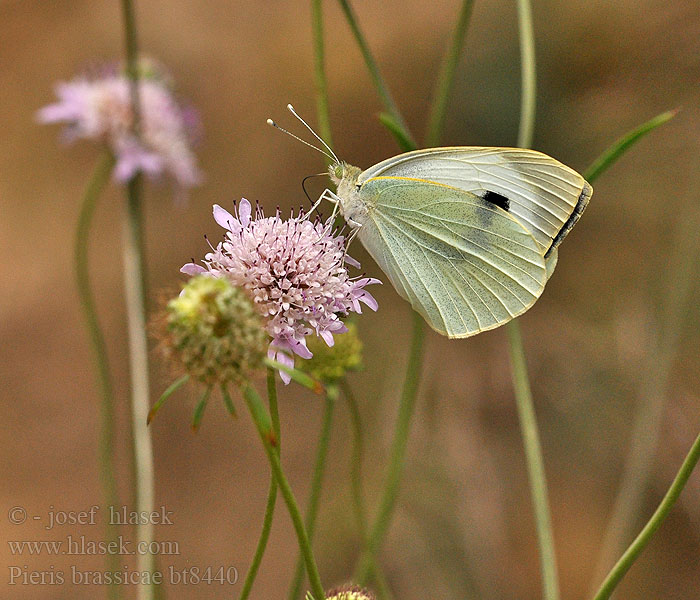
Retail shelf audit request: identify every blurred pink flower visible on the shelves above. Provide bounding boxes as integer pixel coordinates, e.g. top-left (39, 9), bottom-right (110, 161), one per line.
top-left (182, 198), bottom-right (380, 383)
top-left (38, 64), bottom-right (202, 190)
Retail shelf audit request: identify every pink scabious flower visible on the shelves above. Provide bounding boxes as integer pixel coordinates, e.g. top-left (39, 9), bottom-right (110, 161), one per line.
top-left (37, 61), bottom-right (202, 190)
top-left (181, 198), bottom-right (380, 384)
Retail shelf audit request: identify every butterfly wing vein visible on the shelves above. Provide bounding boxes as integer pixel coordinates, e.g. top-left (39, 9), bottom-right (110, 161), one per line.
top-left (358, 177), bottom-right (547, 338)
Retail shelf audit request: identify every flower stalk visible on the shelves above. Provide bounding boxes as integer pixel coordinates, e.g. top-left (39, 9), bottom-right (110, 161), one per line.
top-left (238, 369), bottom-right (280, 600)
top-left (507, 2), bottom-right (560, 600)
top-left (288, 385), bottom-right (337, 600)
top-left (122, 173), bottom-right (156, 600)
top-left (75, 151), bottom-right (121, 600)
top-left (242, 383), bottom-right (325, 600)
top-left (119, 2), bottom-right (155, 598)
top-left (591, 431), bottom-right (700, 600)
top-left (355, 312), bottom-right (425, 587)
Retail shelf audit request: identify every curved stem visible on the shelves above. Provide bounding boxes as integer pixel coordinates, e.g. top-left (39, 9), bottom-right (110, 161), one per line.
top-left (425, 0), bottom-right (475, 147)
top-left (336, 0), bottom-right (416, 148)
top-left (588, 171), bottom-right (700, 595)
top-left (288, 385), bottom-right (337, 600)
top-left (355, 311), bottom-right (425, 586)
top-left (75, 151), bottom-right (121, 600)
top-left (239, 476), bottom-right (277, 600)
top-left (341, 379), bottom-right (368, 538)
top-left (239, 370), bottom-right (280, 600)
top-left (591, 431), bottom-right (700, 600)
top-left (243, 384), bottom-right (325, 600)
top-left (342, 381), bottom-right (394, 600)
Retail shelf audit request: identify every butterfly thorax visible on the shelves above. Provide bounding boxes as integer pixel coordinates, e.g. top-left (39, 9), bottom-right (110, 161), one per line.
top-left (329, 162), bottom-right (368, 227)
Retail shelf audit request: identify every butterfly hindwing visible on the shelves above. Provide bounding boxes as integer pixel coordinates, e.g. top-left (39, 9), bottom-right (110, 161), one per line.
top-left (357, 176), bottom-right (547, 338)
top-left (358, 147), bottom-right (592, 254)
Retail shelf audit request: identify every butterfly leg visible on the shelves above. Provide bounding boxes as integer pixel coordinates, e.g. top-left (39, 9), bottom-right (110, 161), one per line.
top-left (303, 190), bottom-right (330, 220)
top-left (313, 189), bottom-right (342, 240)
top-left (342, 221), bottom-right (362, 258)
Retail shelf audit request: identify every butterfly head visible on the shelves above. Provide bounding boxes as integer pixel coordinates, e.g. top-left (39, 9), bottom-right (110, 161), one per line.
top-left (329, 162), bottom-right (360, 187)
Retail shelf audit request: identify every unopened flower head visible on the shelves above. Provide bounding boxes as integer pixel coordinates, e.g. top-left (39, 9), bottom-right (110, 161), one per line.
top-left (37, 58), bottom-right (202, 190)
top-left (301, 321), bottom-right (363, 383)
top-left (182, 198), bottom-right (380, 383)
top-left (323, 586), bottom-right (376, 600)
top-left (162, 275), bottom-right (267, 386)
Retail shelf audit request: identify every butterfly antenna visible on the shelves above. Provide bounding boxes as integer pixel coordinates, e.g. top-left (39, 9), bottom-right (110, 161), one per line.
top-left (286, 103), bottom-right (340, 165)
top-left (266, 118), bottom-right (336, 163)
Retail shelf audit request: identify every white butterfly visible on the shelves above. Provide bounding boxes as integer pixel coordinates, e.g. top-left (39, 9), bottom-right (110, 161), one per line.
top-left (270, 106), bottom-right (592, 339)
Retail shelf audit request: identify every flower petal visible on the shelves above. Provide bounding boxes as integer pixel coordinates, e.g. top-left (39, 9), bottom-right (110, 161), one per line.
top-left (320, 330), bottom-right (335, 346)
top-left (344, 254), bottom-right (361, 269)
top-left (268, 346), bottom-right (294, 385)
top-left (180, 263), bottom-right (206, 275)
top-left (238, 198), bottom-right (251, 227)
top-left (286, 336), bottom-right (313, 359)
top-left (213, 204), bottom-right (237, 230)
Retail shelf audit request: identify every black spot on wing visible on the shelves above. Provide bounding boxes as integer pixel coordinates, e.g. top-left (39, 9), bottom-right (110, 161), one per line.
top-left (482, 190), bottom-right (510, 212)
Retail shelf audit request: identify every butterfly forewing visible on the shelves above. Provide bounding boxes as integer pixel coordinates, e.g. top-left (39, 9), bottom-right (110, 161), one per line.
top-left (358, 147), bottom-right (592, 253)
top-left (357, 176), bottom-right (547, 338)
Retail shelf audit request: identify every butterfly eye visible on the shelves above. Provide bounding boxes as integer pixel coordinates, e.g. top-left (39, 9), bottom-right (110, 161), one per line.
top-left (334, 165), bottom-right (344, 179)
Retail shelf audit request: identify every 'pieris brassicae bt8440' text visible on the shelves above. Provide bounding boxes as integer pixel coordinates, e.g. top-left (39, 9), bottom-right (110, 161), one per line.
top-left (269, 106), bottom-right (592, 339)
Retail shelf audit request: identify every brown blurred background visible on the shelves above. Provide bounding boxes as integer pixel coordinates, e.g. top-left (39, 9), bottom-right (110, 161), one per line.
top-left (2, 1), bottom-right (700, 598)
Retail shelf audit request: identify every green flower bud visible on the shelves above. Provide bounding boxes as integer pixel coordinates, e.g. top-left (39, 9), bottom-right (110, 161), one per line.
top-left (162, 275), bottom-right (267, 386)
top-left (299, 322), bottom-right (363, 383)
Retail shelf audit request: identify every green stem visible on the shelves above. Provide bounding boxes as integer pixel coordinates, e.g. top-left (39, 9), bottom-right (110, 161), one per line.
top-left (509, 3), bottom-right (559, 599)
top-left (336, 0), bottom-right (417, 149)
top-left (267, 368), bottom-right (281, 438)
top-left (341, 381), bottom-right (394, 600)
top-left (239, 370), bottom-right (280, 600)
top-left (424, 0), bottom-right (475, 147)
top-left (311, 0), bottom-right (333, 156)
top-left (75, 151), bottom-right (121, 600)
top-left (355, 311), bottom-right (425, 586)
top-left (341, 379), bottom-right (368, 538)
top-left (588, 179), bottom-right (700, 595)
top-left (121, 0), bottom-right (142, 127)
top-left (122, 174), bottom-right (156, 600)
top-left (288, 385), bottom-right (338, 600)
top-left (118, 5), bottom-right (155, 596)
top-left (516, 0), bottom-right (536, 149)
top-left (243, 384), bottom-right (325, 600)
top-left (506, 322), bottom-right (559, 600)
top-left (591, 431), bottom-right (700, 600)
